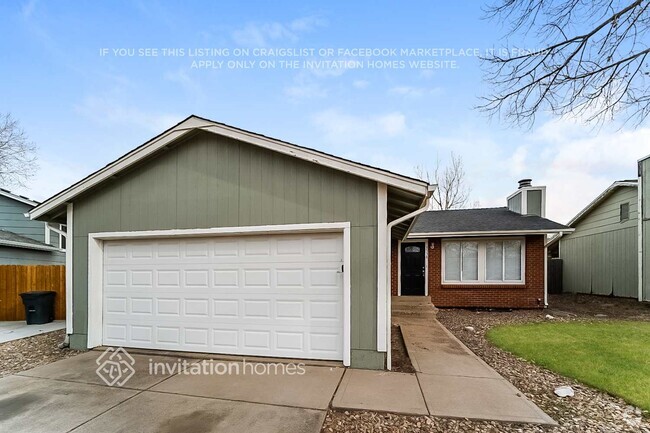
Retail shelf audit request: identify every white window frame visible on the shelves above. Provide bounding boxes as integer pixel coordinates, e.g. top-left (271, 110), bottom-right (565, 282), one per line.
top-left (59, 224), bottom-right (67, 251)
top-left (397, 239), bottom-right (429, 296)
top-left (441, 237), bottom-right (526, 285)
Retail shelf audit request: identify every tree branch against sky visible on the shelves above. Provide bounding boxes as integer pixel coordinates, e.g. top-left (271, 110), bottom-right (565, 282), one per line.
top-left (415, 153), bottom-right (472, 210)
top-left (0, 113), bottom-right (37, 188)
top-left (481, 0), bottom-right (650, 127)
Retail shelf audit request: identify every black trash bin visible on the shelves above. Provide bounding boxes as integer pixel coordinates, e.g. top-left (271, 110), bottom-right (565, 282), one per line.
top-left (19, 291), bottom-right (56, 325)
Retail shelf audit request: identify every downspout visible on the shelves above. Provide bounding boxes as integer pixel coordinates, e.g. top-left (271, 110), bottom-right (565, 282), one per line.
top-left (544, 244), bottom-right (548, 308)
top-left (385, 184), bottom-right (436, 370)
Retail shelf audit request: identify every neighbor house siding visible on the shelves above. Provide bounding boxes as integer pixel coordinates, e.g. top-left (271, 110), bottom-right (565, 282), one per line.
top-left (0, 195), bottom-right (64, 264)
top-left (0, 246), bottom-right (65, 265)
top-left (560, 186), bottom-right (638, 298)
top-left (0, 195), bottom-right (45, 241)
top-left (642, 158), bottom-right (650, 301)
top-left (71, 131), bottom-right (381, 367)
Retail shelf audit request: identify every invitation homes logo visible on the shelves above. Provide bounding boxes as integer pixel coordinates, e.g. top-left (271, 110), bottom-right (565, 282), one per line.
top-left (96, 347), bottom-right (136, 387)
top-left (95, 347), bottom-right (307, 387)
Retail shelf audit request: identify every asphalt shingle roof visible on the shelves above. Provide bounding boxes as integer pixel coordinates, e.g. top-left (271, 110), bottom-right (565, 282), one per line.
top-left (410, 207), bottom-right (570, 234)
top-left (0, 229), bottom-right (59, 251)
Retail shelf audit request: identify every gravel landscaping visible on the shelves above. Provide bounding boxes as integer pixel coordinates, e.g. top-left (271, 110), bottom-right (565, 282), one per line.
top-left (0, 329), bottom-right (81, 378)
top-left (322, 294), bottom-right (650, 432)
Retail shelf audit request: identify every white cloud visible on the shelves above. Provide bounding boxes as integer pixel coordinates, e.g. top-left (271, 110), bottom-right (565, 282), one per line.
top-left (515, 119), bottom-right (650, 223)
top-left (21, 0), bottom-right (37, 18)
top-left (352, 80), bottom-right (369, 89)
top-left (284, 73), bottom-right (328, 101)
top-left (389, 86), bottom-right (442, 98)
top-left (508, 145), bottom-right (527, 176)
top-left (13, 156), bottom-right (91, 202)
top-left (311, 109), bottom-right (406, 144)
top-left (75, 95), bottom-right (183, 133)
top-left (232, 15), bottom-right (326, 46)
top-left (164, 68), bottom-right (202, 97)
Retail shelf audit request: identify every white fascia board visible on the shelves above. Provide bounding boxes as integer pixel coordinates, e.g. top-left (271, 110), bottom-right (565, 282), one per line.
top-left (567, 181), bottom-right (638, 227)
top-left (0, 239), bottom-right (61, 252)
top-left (0, 189), bottom-right (39, 206)
top-left (29, 127), bottom-right (194, 220)
top-left (29, 116), bottom-right (428, 220)
top-left (408, 228), bottom-right (574, 238)
top-left (199, 123), bottom-right (427, 194)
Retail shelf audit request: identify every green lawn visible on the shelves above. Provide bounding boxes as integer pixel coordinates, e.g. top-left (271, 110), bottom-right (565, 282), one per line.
top-left (486, 321), bottom-right (650, 412)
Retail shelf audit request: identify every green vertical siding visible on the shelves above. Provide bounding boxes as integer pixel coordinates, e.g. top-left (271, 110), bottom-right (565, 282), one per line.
top-left (560, 186), bottom-right (638, 298)
top-left (72, 131), bottom-right (381, 366)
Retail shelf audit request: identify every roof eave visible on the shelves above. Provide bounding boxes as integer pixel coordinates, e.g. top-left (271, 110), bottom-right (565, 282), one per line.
top-left (407, 228), bottom-right (575, 238)
top-left (567, 181), bottom-right (638, 227)
top-left (29, 115), bottom-right (428, 220)
top-left (0, 239), bottom-right (62, 252)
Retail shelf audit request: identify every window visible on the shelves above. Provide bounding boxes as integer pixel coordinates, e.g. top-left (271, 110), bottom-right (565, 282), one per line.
top-left (404, 246), bottom-right (420, 253)
top-left (620, 203), bottom-right (629, 222)
top-left (59, 224), bottom-right (67, 250)
top-left (443, 239), bottom-right (524, 284)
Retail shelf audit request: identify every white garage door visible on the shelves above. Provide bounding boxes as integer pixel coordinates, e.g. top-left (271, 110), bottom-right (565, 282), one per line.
top-left (102, 232), bottom-right (344, 360)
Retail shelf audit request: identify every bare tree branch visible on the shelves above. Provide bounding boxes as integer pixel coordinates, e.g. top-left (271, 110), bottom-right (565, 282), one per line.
top-left (480, 0), bottom-right (650, 127)
top-left (0, 113), bottom-right (37, 187)
top-left (415, 153), bottom-right (472, 210)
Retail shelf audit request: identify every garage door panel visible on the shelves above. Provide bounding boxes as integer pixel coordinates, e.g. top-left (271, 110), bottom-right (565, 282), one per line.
top-left (103, 232), bottom-right (344, 361)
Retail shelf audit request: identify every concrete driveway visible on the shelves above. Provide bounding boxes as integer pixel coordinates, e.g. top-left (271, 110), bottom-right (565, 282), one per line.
top-left (0, 351), bottom-right (344, 433)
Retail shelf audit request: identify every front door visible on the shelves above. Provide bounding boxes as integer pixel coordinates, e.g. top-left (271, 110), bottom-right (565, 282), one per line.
top-left (400, 242), bottom-right (425, 296)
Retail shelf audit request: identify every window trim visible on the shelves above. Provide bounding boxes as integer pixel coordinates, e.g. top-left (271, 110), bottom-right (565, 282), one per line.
top-left (441, 237), bottom-right (526, 285)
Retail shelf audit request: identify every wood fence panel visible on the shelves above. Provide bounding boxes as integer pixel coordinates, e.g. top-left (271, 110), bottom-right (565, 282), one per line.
top-left (0, 265), bottom-right (66, 321)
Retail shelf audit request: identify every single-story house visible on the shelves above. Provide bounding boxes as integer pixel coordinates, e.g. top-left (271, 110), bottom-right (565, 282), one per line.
top-left (392, 180), bottom-right (573, 308)
top-left (29, 115), bottom-right (433, 370)
top-left (548, 180), bottom-right (639, 299)
top-left (0, 189), bottom-right (65, 264)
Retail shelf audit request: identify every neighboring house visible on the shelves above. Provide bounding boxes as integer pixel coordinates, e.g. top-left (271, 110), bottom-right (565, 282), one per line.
top-left (0, 189), bottom-right (65, 264)
top-left (638, 156), bottom-right (650, 302)
top-left (549, 180), bottom-right (639, 298)
top-left (28, 115), bottom-right (431, 370)
top-left (391, 180), bottom-right (572, 308)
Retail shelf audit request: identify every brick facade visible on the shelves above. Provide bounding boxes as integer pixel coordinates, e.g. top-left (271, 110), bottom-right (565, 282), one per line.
top-left (391, 235), bottom-right (545, 309)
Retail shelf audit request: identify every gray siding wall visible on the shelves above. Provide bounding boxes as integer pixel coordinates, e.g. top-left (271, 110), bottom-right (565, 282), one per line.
top-left (0, 246), bottom-right (65, 265)
top-left (508, 192), bottom-right (521, 213)
top-left (560, 186), bottom-right (638, 297)
top-left (71, 131), bottom-right (382, 367)
top-left (0, 195), bottom-right (64, 263)
top-left (642, 159), bottom-right (650, 301)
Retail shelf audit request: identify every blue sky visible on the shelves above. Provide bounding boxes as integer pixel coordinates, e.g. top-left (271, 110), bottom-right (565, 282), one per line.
top-left (2, 0), bottom-right (649, 223)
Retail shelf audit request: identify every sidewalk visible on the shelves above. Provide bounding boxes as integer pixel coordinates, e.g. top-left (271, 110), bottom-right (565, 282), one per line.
top-left (0, 320), bottom-right (65, 344)
top-left (332, 297), bottom-right (556, 425)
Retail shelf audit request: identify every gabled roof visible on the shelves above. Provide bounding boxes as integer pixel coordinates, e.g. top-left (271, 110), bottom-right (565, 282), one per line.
top-left (566, 180), bottom-right (638, 227)
top-left (29, 115), bottom-right (429, 221)
top-left (0, 188), bottom-right (39, 207)
top-left (407, 207), bottom-right (572, 238)
top-left (0, 229), bottom-right (61, 252)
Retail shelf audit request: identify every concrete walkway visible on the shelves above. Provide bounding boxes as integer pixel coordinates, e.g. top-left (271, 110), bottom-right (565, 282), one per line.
top-left (393, 296), bottom-right (556, 424)
top-left (0, 320), bottom-right (65, 343)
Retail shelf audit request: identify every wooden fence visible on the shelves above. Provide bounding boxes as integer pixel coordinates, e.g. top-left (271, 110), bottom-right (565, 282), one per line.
top-left (0, 265), bottom-right (66, 321)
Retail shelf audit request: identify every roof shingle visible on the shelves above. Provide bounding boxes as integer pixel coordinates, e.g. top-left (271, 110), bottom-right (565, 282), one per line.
top-left (410, 207), bottom-right (570, 235)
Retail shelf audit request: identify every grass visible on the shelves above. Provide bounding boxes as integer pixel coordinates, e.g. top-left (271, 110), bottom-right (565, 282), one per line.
top-left (486, 321), bottom-right (650, 412)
